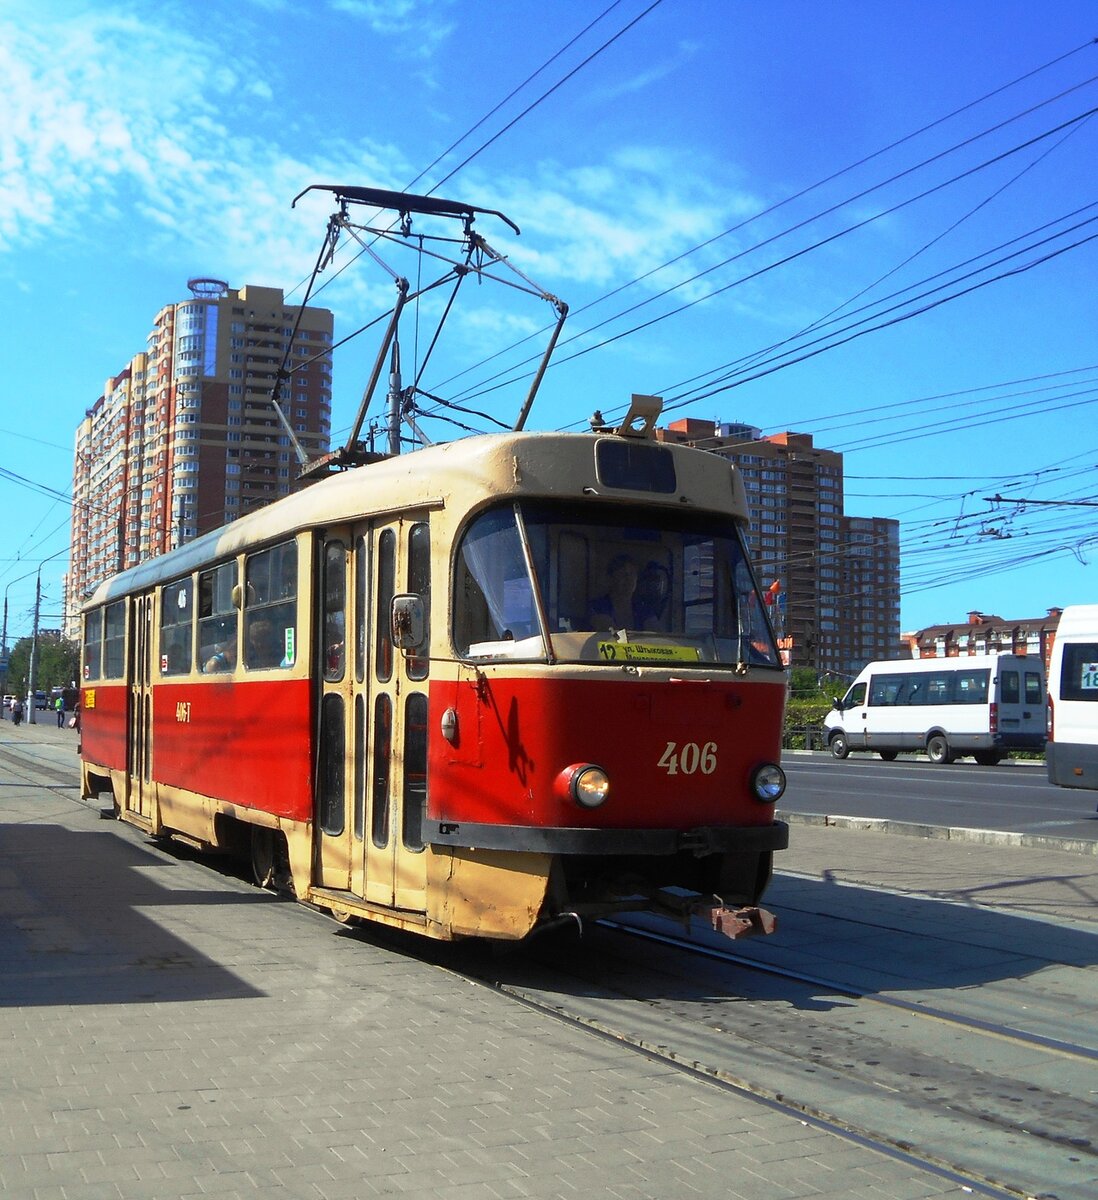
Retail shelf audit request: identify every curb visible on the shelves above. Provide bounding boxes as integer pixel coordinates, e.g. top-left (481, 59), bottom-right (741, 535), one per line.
top-left (782, 810), bottom-right (1098, 856)
top-left (782, 748), bottom-right (1046, 768)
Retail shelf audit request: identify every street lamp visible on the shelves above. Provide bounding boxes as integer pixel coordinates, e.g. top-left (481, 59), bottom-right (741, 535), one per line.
top-left (2, 566), bottom-right (39, 716)
top-left (2, 546), bottom-right (69, 725)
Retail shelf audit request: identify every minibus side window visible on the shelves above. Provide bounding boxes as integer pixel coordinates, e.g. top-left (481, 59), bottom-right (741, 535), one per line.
top-left (869, 675), bottom-right (903, 706)
top-left (1000, 670), bottom-right (1020, 704)
top-left (1059, 644), bottom-right (1098, 702)
top-left (1024, 671), bottom-right (1043, 704)
top-left (954, 670), bottom-right (989, 704)
top-left (844, 681), bottom-right (866, 708)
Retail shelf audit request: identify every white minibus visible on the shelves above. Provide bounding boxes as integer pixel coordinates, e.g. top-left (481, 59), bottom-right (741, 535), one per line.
top-left (1046, 605), bottom-right (1098, 791)
top-left (824, 653), bottom-right (1046, 764)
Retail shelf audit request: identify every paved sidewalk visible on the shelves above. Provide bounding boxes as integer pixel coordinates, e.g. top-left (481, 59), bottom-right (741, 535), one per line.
top-left (2, 720), bottom-right (1092, 1199)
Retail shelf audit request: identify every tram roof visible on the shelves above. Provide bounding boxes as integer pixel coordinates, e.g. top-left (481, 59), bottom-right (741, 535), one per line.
top-left (84, 429), bottom-right (746, 606)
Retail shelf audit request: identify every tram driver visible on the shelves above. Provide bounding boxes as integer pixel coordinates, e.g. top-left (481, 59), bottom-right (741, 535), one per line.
top-left (588, 554), bottom-right (663, 632)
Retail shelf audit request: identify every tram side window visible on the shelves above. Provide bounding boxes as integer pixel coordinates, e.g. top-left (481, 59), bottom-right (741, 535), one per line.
top-left (244, 541), bottom-right (297, 670)
top-left (83, 610), bottom-right (103, 681)
top-left (375, 530), bottom-right (395, 683)
top-left (355, 535), bottom-right (370, 685)
top-left (406, 522), bottom-right (430, 681)
top-left (323, 542), bottom-right (346, 682)
top-left (402, 692), bottom-right (427, 851)
top-left (160, 578), bottom-right (194, 675)
top-left (103, 601), bottom-right (126, 679)
top-left (198, 561), bottom-right (238, 673)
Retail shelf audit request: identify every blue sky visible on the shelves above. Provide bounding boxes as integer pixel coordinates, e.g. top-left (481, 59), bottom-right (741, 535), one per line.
top-left (1, 0), bottom-right (1095, 650)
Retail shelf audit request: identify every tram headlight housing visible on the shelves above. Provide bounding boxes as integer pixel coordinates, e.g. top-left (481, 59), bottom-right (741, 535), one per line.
top-left (556, 763), bottom-right (610, 808)
top-left (751, 763), bottom-right (786, 803)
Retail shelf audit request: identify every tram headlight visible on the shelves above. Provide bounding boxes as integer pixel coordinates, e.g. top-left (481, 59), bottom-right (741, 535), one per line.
top-left (556, 763), bottom-right (610, 808)
top-left (751, 763), bottom-right (786, 803)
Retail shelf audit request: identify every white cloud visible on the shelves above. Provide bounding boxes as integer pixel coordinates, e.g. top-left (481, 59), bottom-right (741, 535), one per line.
top-left (0, 5), bottom-right (411, 295)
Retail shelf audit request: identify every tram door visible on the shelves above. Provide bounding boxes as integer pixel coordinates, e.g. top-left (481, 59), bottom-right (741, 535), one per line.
top-left (314, 535), bottom-right (355, 891)
top-left (363, 516), bottom-right (431, 913)
top-left (125, 594), bottom-right (154, 822)
top-left (313, 518), bottom-right (431, 913)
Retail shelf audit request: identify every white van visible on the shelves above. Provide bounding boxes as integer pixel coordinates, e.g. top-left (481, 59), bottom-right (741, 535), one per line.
top-left (824, 653), bottom-right (1046, 765)
top-left (1046, 605), bottom-right (1098, 791)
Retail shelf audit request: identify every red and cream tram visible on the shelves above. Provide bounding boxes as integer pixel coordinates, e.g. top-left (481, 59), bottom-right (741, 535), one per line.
top-left (79, 399), bottom-right (789, 941)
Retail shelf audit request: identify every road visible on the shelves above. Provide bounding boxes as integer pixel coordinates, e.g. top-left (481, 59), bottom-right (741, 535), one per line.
top-left (781, 752), bottom-right (1098, 844)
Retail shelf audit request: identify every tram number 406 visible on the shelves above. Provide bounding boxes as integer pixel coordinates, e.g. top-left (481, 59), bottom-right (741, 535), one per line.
top-left (657, 740), bottom-right (717, 776)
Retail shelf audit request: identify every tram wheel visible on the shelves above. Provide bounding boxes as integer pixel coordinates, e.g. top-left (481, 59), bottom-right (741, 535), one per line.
top-left (251, 827), bottom-right (276, 889)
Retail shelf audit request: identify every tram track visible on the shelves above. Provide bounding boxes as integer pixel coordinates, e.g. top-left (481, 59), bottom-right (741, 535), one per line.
top-left (428, 910), bottom-right (1097, 1200)
top-left (603, 918), bottom-right (1098, 1065)
top-left (468, 960), bottom-right (1027, 1200)
top-left (0, 740), bottom-right (81, 794)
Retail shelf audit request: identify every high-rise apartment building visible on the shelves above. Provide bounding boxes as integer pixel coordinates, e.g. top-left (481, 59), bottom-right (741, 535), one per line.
top-left (67, 281), bottom-right (333, 625)
top-left (657, 419), bottom-right (900, 677)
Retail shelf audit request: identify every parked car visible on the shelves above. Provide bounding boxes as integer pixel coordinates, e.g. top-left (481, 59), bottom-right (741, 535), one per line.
top-left (2, 695), bottom-right (14, 710)
top-left (34, 691), bottom-right (48, 710)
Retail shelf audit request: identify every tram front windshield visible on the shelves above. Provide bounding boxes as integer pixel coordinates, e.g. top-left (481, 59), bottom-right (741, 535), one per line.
top-left (453, 501), bottom-right (782, 668)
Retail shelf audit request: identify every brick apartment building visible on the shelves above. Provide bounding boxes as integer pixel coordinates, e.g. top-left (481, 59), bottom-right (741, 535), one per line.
top-left (903, 608), bottom-right (1064, 671)
top-left (657, 419), bottom-right (900, 676)
top-left (66, 281), bottom-right (333, 631)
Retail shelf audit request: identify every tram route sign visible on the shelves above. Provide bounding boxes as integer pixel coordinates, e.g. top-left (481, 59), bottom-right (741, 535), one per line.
top-left (598, 640), bottom-right (701, 663)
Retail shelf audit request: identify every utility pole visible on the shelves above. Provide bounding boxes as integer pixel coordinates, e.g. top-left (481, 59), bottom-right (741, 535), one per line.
top-left (27, 571), bottom-right (41, 725)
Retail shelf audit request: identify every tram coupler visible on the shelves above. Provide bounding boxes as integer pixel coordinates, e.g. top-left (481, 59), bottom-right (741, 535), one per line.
top-left (695, 902), bottom-right (777, 939)
top-left (655, 888), bottom-right (777, 938)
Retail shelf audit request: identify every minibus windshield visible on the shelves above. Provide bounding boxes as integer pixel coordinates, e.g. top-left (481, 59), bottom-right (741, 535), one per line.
top-left (453, 500), bottom-right (782, 668)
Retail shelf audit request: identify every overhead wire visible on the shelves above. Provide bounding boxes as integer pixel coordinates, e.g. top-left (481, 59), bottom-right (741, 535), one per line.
top-left (427, 52), bottom-right (1098, 413)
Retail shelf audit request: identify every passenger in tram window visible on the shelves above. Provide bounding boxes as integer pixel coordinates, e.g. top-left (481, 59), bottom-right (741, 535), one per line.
top-left (203, 628), bottom-right (237, 673)
top-left (588, 554), bottom-right (659, 632)
top-left (245, 617), bottom-right (280, 670)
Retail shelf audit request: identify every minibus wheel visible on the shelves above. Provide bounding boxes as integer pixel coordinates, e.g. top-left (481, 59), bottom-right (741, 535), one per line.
top-left (829, 732), bottom-right (850, 759)
top-left (926, 734), bottom-right (953, 764)
top-left (878, 750), bottom-right (897, 761)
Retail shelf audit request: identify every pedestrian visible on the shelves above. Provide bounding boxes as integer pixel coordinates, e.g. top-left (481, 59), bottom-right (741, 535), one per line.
top-left (11, 697), bottom-right (23, 726)
top-left (55, 694), bottom-right (65, 728)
